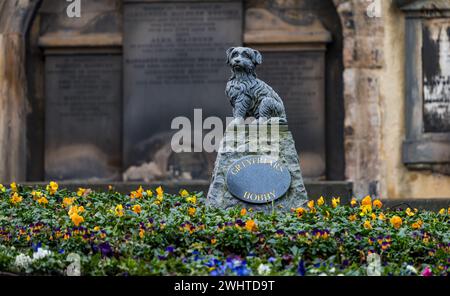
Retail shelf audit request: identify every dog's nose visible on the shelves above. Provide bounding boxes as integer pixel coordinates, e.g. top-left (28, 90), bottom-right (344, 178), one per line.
top-left (234, 59), bottom-right (241, 64)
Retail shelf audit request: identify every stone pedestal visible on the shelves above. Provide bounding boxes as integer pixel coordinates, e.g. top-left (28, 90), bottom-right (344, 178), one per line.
top-left (207, 124), bottom-right (308, 212)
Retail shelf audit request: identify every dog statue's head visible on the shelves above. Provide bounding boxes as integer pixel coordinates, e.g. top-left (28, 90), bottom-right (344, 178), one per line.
top-left (226, 47), bottom-right (262, 75)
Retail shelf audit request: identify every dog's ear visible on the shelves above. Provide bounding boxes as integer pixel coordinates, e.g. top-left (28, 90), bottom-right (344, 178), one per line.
top-left (226, 47), bottom-right (235, 65)
top-left (252, 49), bottom-right (262, 65)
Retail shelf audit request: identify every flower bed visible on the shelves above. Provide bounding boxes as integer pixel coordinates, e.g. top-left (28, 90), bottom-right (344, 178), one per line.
top-left (0, 182), bottom-right (448, 276)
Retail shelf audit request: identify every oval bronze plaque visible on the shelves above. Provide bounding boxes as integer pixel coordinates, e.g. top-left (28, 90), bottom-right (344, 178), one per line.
top-left (226, 155), bottom-right (291, 204)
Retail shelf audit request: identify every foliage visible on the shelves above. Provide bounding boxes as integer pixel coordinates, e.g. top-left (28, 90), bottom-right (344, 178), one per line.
top-left (0, 182), bottom-right (448, 276)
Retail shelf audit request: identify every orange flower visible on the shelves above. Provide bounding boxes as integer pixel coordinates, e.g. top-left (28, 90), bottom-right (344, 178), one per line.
top-left (296, 207), bottom-right (306, 218)
top-left (245, 219), bottom-right (257, 232)
top-left (378, 213), bottom-right (386, 221)
top-left (361, 195), bottom-right (372, 206)
top-left (240, 208), bottom-right (247, 216)
top-left (63, 197), bottom-right (74, 207)
top-left (390, 216), bottom-right (402, 229)
top-left (139, 228), bottom-right (145, 239)
top-left (411, 219), bottom-right (423, 229)
top-left (71, 212), bottom-right (84, 226)
top-left (130, 186), bottom-right (144, 199)
top-left (10, 192), bottom-right (23, 205)
top-left (188, 207), bottom-right (196, 216)
top-left (349, 214), bottom-right (357, 222)
top-left (132, 204), bottom-right (142, 214)
top-left (37, 196), bottom-right (49, 205)
top-left (211, 238), bottom-right (217, 244)
top-left (373, 199), bottom-right (383, 209)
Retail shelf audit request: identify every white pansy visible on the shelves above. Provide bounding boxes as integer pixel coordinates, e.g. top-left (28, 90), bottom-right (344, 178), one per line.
top-left (32, 248), bottom-right (52, 261)
top-left (14, 253), bottom-right (32, 269)
top-left (257, 263), bottom-right (271, 275)
top-left (406, 265), bottom-right (418, 274)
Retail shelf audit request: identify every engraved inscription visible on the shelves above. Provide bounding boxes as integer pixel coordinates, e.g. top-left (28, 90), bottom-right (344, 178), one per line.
top-left (45, 55), bottom-right (122, 181)
top-left (123, 1), bottom-right (243, 173)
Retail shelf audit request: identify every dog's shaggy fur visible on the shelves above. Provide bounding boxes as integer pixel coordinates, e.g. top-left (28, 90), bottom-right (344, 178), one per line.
top-left (225, 47), bottom-right (287, 123)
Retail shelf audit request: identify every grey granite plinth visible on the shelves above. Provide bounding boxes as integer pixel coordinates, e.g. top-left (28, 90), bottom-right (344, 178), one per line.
top-left (207, 124), bottom-right (308, 212)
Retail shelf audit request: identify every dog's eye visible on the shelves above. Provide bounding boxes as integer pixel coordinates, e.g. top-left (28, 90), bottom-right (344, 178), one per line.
top-left (231, 51), bottom-right (238, 58)
top-left (242, 51), bottom-right (251, 59)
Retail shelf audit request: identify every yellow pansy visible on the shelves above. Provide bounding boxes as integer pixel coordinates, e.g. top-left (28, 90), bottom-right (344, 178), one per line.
top-left (115, 204), bottom-right (124, 217)
top-left (378, 213), bottom-right (386, 221)
top-left (349, 214), bottom-right (357, 222)
top-left (363, 220), bottom-right (372, 230)
top-left (350, 198), bottom-right (357, 207)
top-left (63, 197), bottom-right (74, 207)
top-left (37, 196), bottom-right (49, 205)
top-left (156, 186), bottom-right (164, 197)
top-left (438, 208), bottom-right (446, 215)
top-left (139, 228), bottom-right (145, 239)
top-left (211, 238), bottom-right (217, 244)
top-left (10, 182), bottom-right (18, 192)
top-left (307, 200), bottom-right (314, 210)
top-left (46, 181), bottom-right (58, 195)
top-left (31, 190), bottom-right (43, 200)
top-left (132, 204), bottom-right (142, 214)
top-left (10, 192), bottom-right (23, 205)
top-left (186, 196), bottom-right (197, 204)
top-left (405, 208), bottom-right (414, 217)
top-left (0, 184), bottom-right (5, 193)
top-left (180, 189), bottom-right (189, 197)
top-left (188, 207), bottom-right (196, 216)
top-left (146, 190), bottom-right (153, 197)
top-left (390, 216), bottom-right (402, 229)
top-left (77, 187), bottom-right (87, 197)
top-left (317, 196), bottom-right (325, 206)
top-left (332, 197), bottom-right (340, 208)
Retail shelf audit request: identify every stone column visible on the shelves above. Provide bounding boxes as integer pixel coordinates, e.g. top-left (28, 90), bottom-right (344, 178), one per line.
top-left (0, 0), bottom-right (41, 182)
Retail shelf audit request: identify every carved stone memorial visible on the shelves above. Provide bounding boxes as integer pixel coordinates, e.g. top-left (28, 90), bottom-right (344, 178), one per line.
top-left (207, 47), bottom-right (308, 212)
top-left (123, 0), bottom-right (243, 181)
top-left (45, 54), bottom-right (122, 180)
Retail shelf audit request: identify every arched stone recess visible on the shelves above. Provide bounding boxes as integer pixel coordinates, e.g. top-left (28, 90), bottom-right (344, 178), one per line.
top-left (0, 0), bottom-right (42, 182)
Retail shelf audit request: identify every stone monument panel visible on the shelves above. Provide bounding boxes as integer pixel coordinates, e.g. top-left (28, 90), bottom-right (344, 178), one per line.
top-left (422, 19), bottom-right (450, 133)
top-left (45, 54), bottom-right (122, 181)
top-left (123, 1), bottom-right (243, 179)
top-left (257, 51), bottom-right (326, 178)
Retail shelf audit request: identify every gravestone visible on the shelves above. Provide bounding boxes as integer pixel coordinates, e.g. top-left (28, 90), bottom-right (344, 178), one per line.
top-left (400, 2), bottom-right (450, 174)
top-left (257, 52), bottom-right (326, 178)
top-left (123, 0), bottom-right (243, 180)
top-left (44, 54), bottom-right (122, 180)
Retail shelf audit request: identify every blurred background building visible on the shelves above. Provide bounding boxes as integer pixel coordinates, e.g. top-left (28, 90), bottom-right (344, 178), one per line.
top-left (0, 0), bottom-right (449, 201)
